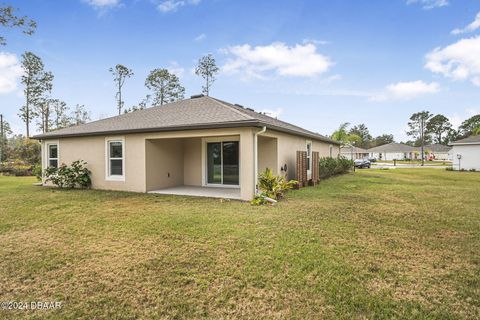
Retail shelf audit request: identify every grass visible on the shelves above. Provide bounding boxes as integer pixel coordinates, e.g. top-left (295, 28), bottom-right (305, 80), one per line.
top-left (0, 169), bottom-right (479, 319)
top-left (373, 160), bottom-right (451, 166)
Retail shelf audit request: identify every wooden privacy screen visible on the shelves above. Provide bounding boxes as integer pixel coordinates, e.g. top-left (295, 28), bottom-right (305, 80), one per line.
top-left (311, 151), bottom-right (319, 185)
top-left (296, 151), bottom-right (308, 187)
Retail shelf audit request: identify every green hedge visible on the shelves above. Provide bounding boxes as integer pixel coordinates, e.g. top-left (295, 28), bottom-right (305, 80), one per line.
top-left (0, 160), bottom-right (35, 176)
top-left (318, 157), bottom-right (353, 179)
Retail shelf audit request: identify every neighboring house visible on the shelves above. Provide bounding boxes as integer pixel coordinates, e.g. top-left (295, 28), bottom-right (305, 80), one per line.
top-left (450, 135), bottom-right (480, 171)
top-left (340, 146), bottom-right (369, 160)
top-left (33, 95), bottom-right (340, 200)
top-left (367, 142), bottom-right (419, 161)
top-left (424, 144), bottom-right (453, 161)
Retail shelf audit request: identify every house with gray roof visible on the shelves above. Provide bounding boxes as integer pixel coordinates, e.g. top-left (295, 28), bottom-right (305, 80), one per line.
top-left (450, 135), bottom-right (480, 171)
top-left (33, 95), bottom-right (340, 200)
top-left (340, 146), bottom-right (369, 160)
top-left (367, 142), bottom-right (419, 161)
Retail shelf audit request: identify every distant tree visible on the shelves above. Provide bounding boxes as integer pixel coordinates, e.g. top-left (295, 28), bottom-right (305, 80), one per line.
top-left (407, 111), bottom-right (433, 164)
top-left (109, 64), bottom-right (133, 115)
top-left (33, 72), bottom-right (54, 134)
top-left (426, 114), bottom-right (452, 145)
top-left (195, 54), bottom-right (219, 96)
top-left (331, 122), bottom-right (361, 146)
top-left (0, 5), bottom-right (36, 46)
top-left (5, 135), bottom-right (40, 165)
top-left (372, 134), bottom-right (395, 147)
top-left (145, 68), bottom-right (185, 106)
top-left (0, 116), bottom-right (12, 162)
top-left (71, 104), bottom-right (90, 126)
top-left (125, 95), bottom-right (150, 113)
top-left (473, 126), bottom-right (480, 136)
top-left (459, 115), bottom-right (480, 137)
top-left (19, 52), bottom-right (52, 138)
top-left (349, 124), bottom-right (372, 148)
top-left (50, 99), bottom-right (69, 129)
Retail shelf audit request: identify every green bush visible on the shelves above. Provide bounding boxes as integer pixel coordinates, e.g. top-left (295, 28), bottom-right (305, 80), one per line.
top-left (446, 166), bottom-right (454, 171)
top-left (319, 156), bottom-right (353, 180)
top-left (0, 160), bottom-right (35, 176)
top-left (252, 168), bottom-right (297, 205)
top-left (44, 160), bottom-right (91, 189)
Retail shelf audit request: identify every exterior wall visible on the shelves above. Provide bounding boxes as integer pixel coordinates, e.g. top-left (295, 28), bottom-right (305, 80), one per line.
top-left (370, 152), bottom-right (415, 161)
top-left (340, 150), bottom-right (369, 160)
top-left (145, 139), bottom-right (184, 191)
top-left (261, 129), bottom-right (339, 181)
top-left (258, 136), bottom-right (278, 175)
top-left (41, 126), bottom-right (338, 200)
top-left (452, 144), bottom-right (480, 170)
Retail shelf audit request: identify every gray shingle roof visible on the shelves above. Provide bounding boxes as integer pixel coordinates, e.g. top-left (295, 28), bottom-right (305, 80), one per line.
top-left (340, 146), bottom-right (369, 153)
top-left (367, 142), bottom-right (416, 153)
top-left (33, 96), bottom-right (339, 144)
top-left (424, 144), bottom-right (452, 152)
top-left (451, 135), bottom-right (480, 145)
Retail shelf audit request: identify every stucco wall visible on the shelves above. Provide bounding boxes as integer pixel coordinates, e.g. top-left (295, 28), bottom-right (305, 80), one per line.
top-left (145, 138), bottom-right (184, 191)
top-left (183, 137), bottom-right (202, 186)
top-left (258, 136), bottom-right (278, 175)
top-left (452, 145), bottom-right (480, 170)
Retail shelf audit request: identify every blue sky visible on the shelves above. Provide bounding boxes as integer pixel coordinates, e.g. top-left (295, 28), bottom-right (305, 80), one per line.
top-left (1, 0), bottom-right (480, 140)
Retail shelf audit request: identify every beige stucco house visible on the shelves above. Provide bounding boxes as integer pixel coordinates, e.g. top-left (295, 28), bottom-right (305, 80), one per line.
top-left (33, 95), bottom-right (340, 200)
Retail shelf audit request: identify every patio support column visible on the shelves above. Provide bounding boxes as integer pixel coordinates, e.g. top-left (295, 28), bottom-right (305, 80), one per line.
top-left (240, 128), bottom-right (255, 201)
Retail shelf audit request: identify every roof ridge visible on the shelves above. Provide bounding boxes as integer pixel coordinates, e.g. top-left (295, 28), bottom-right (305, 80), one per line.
top-left (206, 97), bottom-right (255, 121)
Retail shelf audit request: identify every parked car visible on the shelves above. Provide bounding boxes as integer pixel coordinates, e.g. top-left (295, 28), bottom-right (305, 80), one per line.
top-left (354, 159), bottom-right (371, 169)
top-left (367, 157), bottom-right (377, 163)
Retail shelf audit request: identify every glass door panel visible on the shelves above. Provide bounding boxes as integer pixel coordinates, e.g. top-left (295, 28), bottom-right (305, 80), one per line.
top-left (207, 142), bottom-right (222, 184)
top-left (222, 141), bottom-right (239, 185)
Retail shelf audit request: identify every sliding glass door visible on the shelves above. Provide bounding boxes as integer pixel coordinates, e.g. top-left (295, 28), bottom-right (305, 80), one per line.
top-left (207, 141), bottom-right (239, 185)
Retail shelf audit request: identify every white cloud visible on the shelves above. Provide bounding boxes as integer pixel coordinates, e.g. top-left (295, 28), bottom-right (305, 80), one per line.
top-left (222, 42), bottom-right (333, 78)
top-left (194, 33), bottom-right (206, 42)
top-left (259, 108), bottom-right (283, 119)
top-left (449, 109), bottom-right (479, 129)
top-left (168, 61), bottom-right (184, 77)
top-left (406, 0), bottom-right (448, 9)
top-left (451, 12), bottom-right (480, 35)
top-left (83, 0), bottom-right (120, 8)
top-left (157, 0), bottom-right (200, 13)
top-left (371, 80), bottom-right (440, 101)
top-left (425, 36), bottom-right (480, 86)
top-left (0, 52), bottom-right (23, 95)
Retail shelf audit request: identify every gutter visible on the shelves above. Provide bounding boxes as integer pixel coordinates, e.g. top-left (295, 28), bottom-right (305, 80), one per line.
top-left (254, 126), bottom-right (267, 195)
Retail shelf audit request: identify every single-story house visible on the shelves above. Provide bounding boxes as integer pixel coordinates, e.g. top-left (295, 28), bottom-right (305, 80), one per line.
top-left (450, 135), bottom-right (480, 171)
top-left (367, 142), bottom-right (419, 161)
top-left (33, 95), bottom-right (340, 200)
top-left (424, 144), bottom-right (453, 161)
top-left (340, 146), bottom-right (369, 160)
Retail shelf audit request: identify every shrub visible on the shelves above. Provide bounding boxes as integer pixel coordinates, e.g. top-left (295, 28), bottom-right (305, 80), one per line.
top-left (252, 168), bottom-right (297, 205)
top-left (44, 160), bottom-right (91, 189)
top-left (319, 156), bottom-right (353, 180)
top-left (469, 168), bottom-right (477, 172)
top-left (0, 160), bottom-right (35, 176)
top-left (446, 167), bottom-right (454, 171)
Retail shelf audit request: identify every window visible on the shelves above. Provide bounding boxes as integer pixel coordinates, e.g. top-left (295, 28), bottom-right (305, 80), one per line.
top-left (306, 141), bottom-right (312, 171)
top-left (47, 144), bottom-right (59, 168)
top-left (107, 139), bottom-right (124, 180)
top-left (329, 145), bottom-right (333, 158)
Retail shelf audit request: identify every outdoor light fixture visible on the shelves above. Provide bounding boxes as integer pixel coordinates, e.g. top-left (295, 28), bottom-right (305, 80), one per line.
top-left (457, 154), bottom-right (462, 171)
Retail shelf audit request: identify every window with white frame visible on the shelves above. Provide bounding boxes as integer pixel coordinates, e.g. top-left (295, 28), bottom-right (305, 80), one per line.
top-left (107, 140), bottom-right (124, 178)
top-left (47, 144), bottom-right (59, 168)
top-left (306, 141), bottom-right (312, 171)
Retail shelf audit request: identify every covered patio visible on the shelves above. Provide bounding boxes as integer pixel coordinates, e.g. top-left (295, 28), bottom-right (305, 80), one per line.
top-left (148, 185), bottom-right (241, 200)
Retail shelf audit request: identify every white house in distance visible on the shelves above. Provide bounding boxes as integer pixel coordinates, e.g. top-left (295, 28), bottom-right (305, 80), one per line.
top-left (367, 142), bottom-right (419, 161)
top-left (450, 135), bottom-right (480, 171)
top-left (340, 146), bottom-right (369, 160)
top-left (424, 144), bottom-right (453, 161)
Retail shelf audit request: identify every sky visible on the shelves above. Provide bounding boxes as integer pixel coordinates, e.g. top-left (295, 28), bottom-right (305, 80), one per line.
top-left (1, 0), bottom-right (480, 141)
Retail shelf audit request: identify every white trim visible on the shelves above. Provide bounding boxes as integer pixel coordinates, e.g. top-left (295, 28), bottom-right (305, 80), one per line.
top-left (306, 140), bottom-right (312, 176)
top-left (202, 137), bottom-right (240, 188)
top-left (45, 140), bottom-right (60, 169)
top-left (105, 136), bottom-right (125, 182)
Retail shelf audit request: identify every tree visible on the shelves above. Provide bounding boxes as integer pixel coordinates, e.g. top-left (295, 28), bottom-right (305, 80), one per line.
top-left (372, 134), bottom-right (395, 147)
top-left (426, 114), bottom-right (452, 145)
top-left (407, 111), bottom-right (432, 165)
top-left (331, 123), bottom-right (361, 146)
top-left (473, 126), bottom-right (480, 136)
top-left (71, 104), bottom-right (90, 126)
top-left (109, 64), bottom-right (133, 115)
top-left (0, 115), bottom-right (12, 162)
top-left (459, 115), bottom-right (480, 137)
top-left (195, 54), bottom-right (219, 96)
top-left (125, 95), bottom-right (150, 113)
top-left (19, 52), bottom-right (52, 138)
top-left (0, 5), bottom-right (36, 46)
top-left (33, 72), bottom-right (54, 134)
top-left (50, 99), bottom-right (70, 129)
top-left (145, 69), bottom-right (185, 106)
top-left (349, 124), bottom-right (372, 148)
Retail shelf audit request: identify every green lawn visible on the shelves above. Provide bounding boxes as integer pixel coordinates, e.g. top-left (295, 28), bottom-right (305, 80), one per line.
top-left (0, 170), bottom-right (479, 319)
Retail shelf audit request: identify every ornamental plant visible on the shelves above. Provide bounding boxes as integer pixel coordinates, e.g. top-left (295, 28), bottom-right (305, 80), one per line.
top-left (44, 160), bottom-right (91, 189)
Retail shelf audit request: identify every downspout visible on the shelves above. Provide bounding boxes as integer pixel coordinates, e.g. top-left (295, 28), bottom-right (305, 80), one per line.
top-left (254, 126), bottom-right (267, 195)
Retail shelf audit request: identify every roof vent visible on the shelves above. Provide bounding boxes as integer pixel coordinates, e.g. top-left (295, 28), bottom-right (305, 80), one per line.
top-left (234, 104), bottom-right (244, 108)
top-left (246, 107), bottom-right (254, 112)
top-left (190, 94), bottom-right (204, 99)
